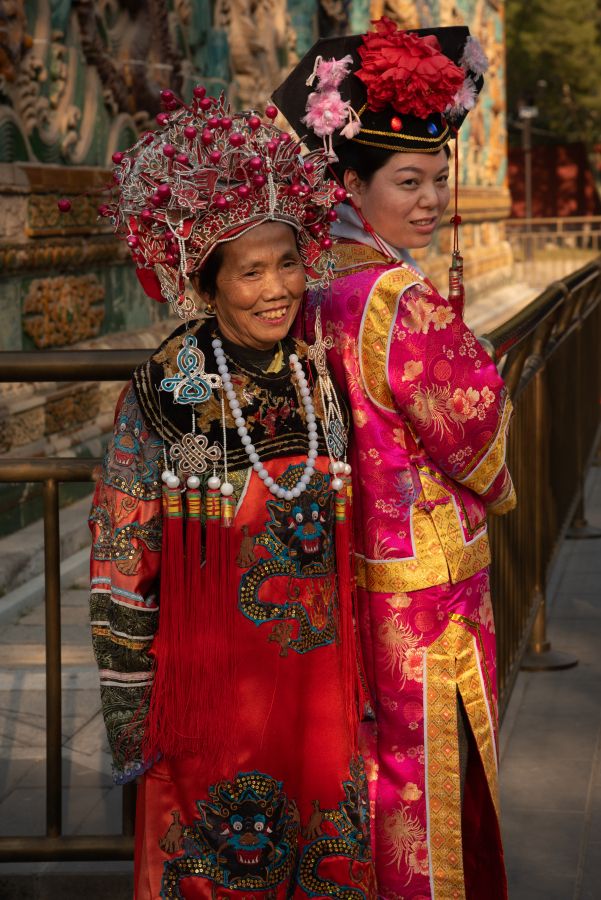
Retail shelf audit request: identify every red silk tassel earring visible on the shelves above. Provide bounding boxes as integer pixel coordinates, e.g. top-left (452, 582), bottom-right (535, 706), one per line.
top-left (448, 128), bottom-right (465, 315)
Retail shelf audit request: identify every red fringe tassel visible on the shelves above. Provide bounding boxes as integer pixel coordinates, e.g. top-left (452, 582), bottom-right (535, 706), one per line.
top-left (184, 488), bottom-right (203, 635)
top-left (335, 481), bottom-right (366, 755)
top-left (144, 486), bottom-right (185, 761)
top-left (143, 484), bottom-right (237, 770)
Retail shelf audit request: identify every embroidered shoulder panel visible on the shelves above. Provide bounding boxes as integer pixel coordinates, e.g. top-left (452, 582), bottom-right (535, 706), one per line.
top-left (103, 385), bottom-right (163, 501)
top-left (359, 267), bottom-right (422, 412)
top-left (332, 240), bottom-right (391, 277)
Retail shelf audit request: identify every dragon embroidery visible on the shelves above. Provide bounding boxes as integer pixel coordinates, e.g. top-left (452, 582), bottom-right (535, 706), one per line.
top-left (159, 763), bottom-right (374, 899)
top-left (104, 386), bottom-right (163, 500)
top-left (89, 504), bottom-right (162, 576)
top-left (238, 465), bottom-right (338, 653)
top-left (298, 758), bottom-right (374, 899)
top-left (160, 771), bottom-right (297, 897)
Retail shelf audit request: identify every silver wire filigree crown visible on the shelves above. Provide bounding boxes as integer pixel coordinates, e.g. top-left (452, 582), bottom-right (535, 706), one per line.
top-left (105, 91), bottom-right (344, 316)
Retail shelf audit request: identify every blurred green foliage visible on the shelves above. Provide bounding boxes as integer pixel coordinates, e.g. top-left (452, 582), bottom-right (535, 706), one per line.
top-left (506, 0), bottom-right (601, 146)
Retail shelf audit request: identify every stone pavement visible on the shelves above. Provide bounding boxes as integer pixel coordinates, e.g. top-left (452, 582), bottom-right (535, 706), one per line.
top-left (0, 570), bottom-right (133, 899)
top-left (0, 468), bottom-right (599, 899)
top-left (465, 280), bottom-right (540, 336)
top-left (500, 463), bottom-right (601, 900)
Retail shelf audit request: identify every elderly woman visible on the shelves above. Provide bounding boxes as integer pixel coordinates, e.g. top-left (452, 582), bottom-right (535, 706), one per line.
top-left (88, 94), bottom-right (375, 899)
top-left (274, 20), bottom-right (515, 900)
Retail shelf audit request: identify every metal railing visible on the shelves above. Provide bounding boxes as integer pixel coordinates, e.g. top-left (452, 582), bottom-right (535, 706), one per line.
top-left (0, 357), bottom-right (146, 863)
top-left (504, 216), bottom-right (601, 286)
top-left (0, 258), bottom-right (600, 858)
top-left (482, 257), bottom-right (601, 711)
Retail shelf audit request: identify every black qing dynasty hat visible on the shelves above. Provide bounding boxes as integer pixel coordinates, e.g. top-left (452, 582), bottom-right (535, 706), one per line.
top-left (272, 20), bottom-right (487, 156)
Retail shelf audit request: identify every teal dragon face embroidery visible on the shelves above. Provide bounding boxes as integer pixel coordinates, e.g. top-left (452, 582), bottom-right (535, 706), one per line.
top-left (160, 772), bottom-right (298, 896)
top-left (238, 465), bottom-right (338, 654)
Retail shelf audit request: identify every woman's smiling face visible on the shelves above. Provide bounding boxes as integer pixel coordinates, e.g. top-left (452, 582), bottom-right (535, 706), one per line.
top-left (204, 221), bottom-right (306, 351)
top-left (344, 148), bottom-right (451, 250)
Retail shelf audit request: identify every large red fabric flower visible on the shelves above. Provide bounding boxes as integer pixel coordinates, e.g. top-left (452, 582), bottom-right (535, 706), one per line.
top-left (356, 17), bottom-right (465, 119)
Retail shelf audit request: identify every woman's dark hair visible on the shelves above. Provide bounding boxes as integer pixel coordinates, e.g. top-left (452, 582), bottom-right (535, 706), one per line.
top-left (331, 140), bottom-right (451, 185)
top-left (330, 142), bottom-right (396, 186)
top-left (195, 243), bottom-right (225, 299)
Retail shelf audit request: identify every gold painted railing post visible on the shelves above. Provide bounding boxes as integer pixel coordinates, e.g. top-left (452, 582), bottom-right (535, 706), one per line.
top-left (528, 603), bottom-right (549, 655)
top-left (521, 344), bottom-right (578, 672)
top-left (566, 303), bottom-right (601, 540)
top-left (43, 478), bottom-right (62, 837)
top-left (531, 367), bottom-right (549, 652)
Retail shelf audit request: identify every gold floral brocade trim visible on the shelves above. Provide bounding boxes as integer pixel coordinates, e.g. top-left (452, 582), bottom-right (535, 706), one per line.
top-left (417, 466), bottom-right (487, 539)
top-left (359, 267), bottom-right (421, 412)
top-left (417, 471), bottom-right (491, 583)
top-left (425, 628), bottom-right (464, 899)
top-left (450, 614), bottom-right (500, 812)
top-left (425, 618), bottom-right (500, 898)
top-left (355, 504), bottom-right (490, 594)
top-left (332, 241), bottom-right (391, 276)
top-left (487, 476), bottom-right (517, 516)
top-left (356, 506), bottom-right (448, 593)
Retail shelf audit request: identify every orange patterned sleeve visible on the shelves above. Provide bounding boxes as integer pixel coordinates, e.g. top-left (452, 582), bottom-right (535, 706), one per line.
top-left (89, 383), bottom-right (163, 782)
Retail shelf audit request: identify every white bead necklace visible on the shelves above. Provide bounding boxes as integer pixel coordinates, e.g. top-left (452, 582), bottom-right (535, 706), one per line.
top-left (161, 336), bottom-right (351, 496)
top-left (212, 337), bottom-right (322, 501)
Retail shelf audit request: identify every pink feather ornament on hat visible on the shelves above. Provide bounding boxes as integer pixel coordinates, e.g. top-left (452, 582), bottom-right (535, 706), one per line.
top-left (303, 90), bottom-right (349, 138)
top-left (446, 76), bottom-right (478, 118)
top-left (310, 54), bottom-right (354, 89)
top-left (302, 53), bottom-right (360, 158)
top-left (447, 36), bottom-right (489, 121)
top-left (460, 36), bottom-right (489, 77)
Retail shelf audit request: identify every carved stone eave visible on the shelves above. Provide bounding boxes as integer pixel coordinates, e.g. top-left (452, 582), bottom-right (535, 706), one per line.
top-left (215, 0), bottom-right (298, 109)
top-left (452, 186), bottom-right (513, 222)
top-left (14, 162), bottom-right (109, 187)
top-left (0, 163), bottom-right (113, 239)
top-left (0, 236), bottom-right (127, 276)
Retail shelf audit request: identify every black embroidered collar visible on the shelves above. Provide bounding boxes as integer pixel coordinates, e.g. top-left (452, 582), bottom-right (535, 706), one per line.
top-left (133, 319), bottom-right (349, 474)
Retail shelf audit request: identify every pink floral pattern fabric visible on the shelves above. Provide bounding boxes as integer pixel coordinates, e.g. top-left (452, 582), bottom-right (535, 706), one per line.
top-left (321, 248), bottom-right (515, 584)
top-left (358, 571), bottom-right (502, 898)
top-left (314, 241), bottom-right (514, 898)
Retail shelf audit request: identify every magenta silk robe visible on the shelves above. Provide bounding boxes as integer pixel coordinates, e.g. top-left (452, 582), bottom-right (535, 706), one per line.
top-left (318, 240), bottom-right (516, 900)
